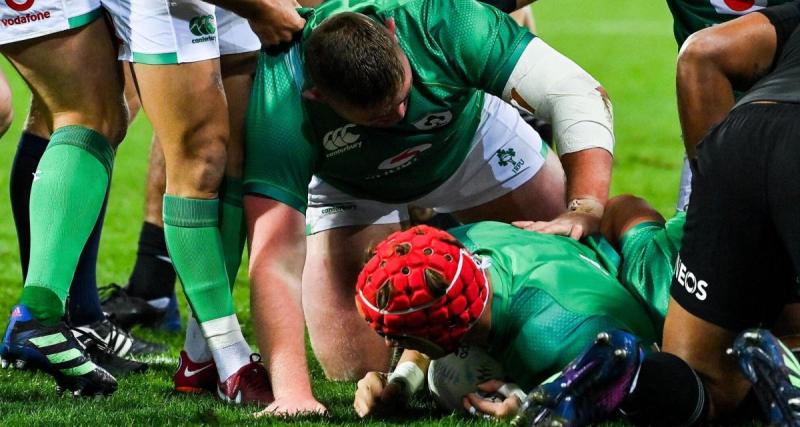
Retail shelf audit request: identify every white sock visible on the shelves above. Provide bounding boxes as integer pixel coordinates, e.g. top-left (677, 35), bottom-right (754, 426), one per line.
top-left (183, 315), bottom-right (212, 363)
top-left (200, 314), bottom-right (253, 380)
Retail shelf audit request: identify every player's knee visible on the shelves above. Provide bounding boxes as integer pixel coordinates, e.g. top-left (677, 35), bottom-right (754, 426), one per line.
top-left (172, 129), bottom-right (228, 195)
top-left (678, 30), bottom-right (725, 74)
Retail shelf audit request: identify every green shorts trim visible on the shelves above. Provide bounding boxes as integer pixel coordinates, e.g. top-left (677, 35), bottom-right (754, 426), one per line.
top-left (67, 8), bottom-right (102, 29)
top-left (131, 52), bottom-right (180, 65)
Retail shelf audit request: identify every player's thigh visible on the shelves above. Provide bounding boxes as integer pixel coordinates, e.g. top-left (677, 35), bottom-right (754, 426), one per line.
top-left (454, 147), bottom-right (565, 223)
top-left (220, 51), bottom-right (257, 179)
top-left (133, 59), bottom-right (229, 196)
top-left (1, 19), bottom-right (126, 143)
top-left (303, 223), bottom-right (402, 310)
top-left (661, 299), bottom-right (750, 418)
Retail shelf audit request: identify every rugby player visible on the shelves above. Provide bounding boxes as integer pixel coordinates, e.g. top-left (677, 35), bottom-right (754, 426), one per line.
top-left (244, 0), bottom-right (615, 392)
top-left (520, 3), bottom-right (800, 425)
top-left (7, 64), bottom-right (165, 378)
top-left (97, 1), bottom-right (280, 404)
top-left (351, 194), bottom-right (680, 420)
top-left (0, 0), bottom-right (128, 395)
top-left (666, 0), bottom-right (792, 210)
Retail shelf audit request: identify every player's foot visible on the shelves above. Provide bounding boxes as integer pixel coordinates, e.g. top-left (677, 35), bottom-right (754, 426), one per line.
top-left (729, 329), bottom-right (800, 427)
top-left (0, 305), bottom-right (117, 396)
top-left (99, 284), bottom-right (166, 329)
top-left (216, 353), bottom-right (274, 406)
top-left (511, 330), bottom-right (643, 427)
top-left (71, 316), bottom-right (167, 356)
top-left (174, 350), bottom-right (218, 393)
top-left (76, 332), bottom-right (149, 377)
top-left (153, 292), bottom-right (181, 333)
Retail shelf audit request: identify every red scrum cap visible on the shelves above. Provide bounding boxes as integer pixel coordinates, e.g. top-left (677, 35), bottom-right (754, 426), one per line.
top-left (355, 225), bottom-right (489, 355)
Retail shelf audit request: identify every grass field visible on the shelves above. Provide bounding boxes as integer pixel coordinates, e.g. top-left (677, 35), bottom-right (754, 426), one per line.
top-left (0, 1), bottom-right (683, 425)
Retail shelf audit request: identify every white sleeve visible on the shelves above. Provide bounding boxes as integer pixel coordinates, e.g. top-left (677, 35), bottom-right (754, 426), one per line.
top-left (502, 38), bottom-right (614, 156)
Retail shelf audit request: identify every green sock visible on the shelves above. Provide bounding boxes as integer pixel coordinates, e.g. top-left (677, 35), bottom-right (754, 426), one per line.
top-left (219, 177), bottom-right (246, 290)
top-left (163, 195), bottom-right (235, 323)
top-left (20, 126), bottom-right (114, 325)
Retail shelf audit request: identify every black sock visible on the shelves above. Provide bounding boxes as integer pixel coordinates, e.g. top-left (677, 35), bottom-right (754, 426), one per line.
top-left (621, 352), bottom-right (710, 426)
top-left (66, 198), bottom-right (108, 326)
top-left (10, 132), bottom-right (49, 278)
top-left (126, 222), bottom-right (176, 300)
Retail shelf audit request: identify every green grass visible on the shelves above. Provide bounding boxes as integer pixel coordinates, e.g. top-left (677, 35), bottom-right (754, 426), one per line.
top-left (0, 1), bottom-right (682, 425)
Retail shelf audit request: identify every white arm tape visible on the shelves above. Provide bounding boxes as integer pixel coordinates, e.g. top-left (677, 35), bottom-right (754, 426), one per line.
top-left (497, 382), bottom-right (527, 403)
top-left (502, 38), bottom-right (614, 156)
top-left (388, 361), bottom-right (425, 396)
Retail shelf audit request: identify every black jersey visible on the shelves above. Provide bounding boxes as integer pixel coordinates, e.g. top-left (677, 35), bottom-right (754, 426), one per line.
top-left (737, 1), bottom-right (800, 106)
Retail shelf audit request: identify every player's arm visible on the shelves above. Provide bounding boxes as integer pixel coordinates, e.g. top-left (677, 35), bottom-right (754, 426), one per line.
top-left (600, 195), bottom-right (665, 249)
top-left (502, 38), bottom-right (614, 238)
top-left (203, 0), bottom-right (305, 45)
top-left (677, 2), bottom-right (800, 157)
top-left (354, 349), bottom-right (430, 418)
top-left (434, 0), bottom-right (613, 238)
top-left (244, 51), bottom-right (326, 415)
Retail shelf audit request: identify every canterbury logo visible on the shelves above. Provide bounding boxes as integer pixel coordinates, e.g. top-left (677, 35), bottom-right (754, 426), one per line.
top-left (323, 124), bottom-right (360, 151)
top-left (189, 15), bottom-right (216, 37)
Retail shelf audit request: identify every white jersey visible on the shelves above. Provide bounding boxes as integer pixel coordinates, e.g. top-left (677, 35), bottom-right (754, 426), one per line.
top-left (0, 0), bottom-right (101, 45)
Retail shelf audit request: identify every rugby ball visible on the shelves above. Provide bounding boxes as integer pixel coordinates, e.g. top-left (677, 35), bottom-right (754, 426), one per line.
top-left (427, 344), bottom-right (505, 412)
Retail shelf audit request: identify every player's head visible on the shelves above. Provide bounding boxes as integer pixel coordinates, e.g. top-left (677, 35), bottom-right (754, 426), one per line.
top-left (304, 12), bottom-right (412, 128)
top-left (355, 225), bottom-right (490, 359)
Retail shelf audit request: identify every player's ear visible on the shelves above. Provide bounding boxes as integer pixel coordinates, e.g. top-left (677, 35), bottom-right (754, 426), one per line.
top-left (384, 18), bottom-right (397, 38)
top-left (302, 87), bottom-right (325, 102)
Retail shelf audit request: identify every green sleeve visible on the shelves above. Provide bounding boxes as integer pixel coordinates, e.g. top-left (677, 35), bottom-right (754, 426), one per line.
top-left (243, 48), bottom-right (318, 214)
top-left (424, 0), bottom-right (534, 96)
top-left (618, 212), bottom-right (686, 333)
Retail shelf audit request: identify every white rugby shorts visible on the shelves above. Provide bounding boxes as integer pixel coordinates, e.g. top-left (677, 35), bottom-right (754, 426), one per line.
top-left (305, 94), bottom-right (549, 234)
top-left (0, 0), bottom-right (101, 45)
top-left (102, 0), bottom-right (260, 64)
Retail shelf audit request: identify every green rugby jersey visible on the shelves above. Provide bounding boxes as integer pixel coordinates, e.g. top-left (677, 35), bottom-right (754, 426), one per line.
top-left (449, 221), bottom-right (662, 390)
top-left (667, 0), bottom-right (792, 45)
top-left (244, 0), bottom-right (533, 213)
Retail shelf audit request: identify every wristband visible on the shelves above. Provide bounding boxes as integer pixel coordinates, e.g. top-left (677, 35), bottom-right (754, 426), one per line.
top-left (497, 382), bottom-right (527, 403)
top-left (387, 361), bottom-right (425, 396)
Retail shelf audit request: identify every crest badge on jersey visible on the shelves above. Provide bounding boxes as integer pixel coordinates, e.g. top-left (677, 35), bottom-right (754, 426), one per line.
top-left (710, 0), bottom-right (767, 14)
top-left (412, 111), bottom-right (453, 130)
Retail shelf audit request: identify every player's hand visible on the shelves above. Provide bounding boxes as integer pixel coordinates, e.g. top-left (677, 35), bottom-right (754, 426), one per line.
top-left (248, 0), bottom-right (306, 46)
top-left (462, 380), bottom-right (523, 421)
top-left (353, 371), bottom-right (408, 418)
top-left (512, 210), bottom-right (602, 240)
top-left (254, 396), bottom-right (328, 417)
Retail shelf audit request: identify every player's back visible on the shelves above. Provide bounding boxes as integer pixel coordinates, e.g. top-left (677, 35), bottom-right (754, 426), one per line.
top-left (448, 221), bottom-right (658, 388)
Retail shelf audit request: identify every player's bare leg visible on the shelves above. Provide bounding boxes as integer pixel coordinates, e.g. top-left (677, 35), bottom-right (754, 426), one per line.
top-left (662, 299), bottom-right (751, 418)
top-left (133, 60), bottom-right (255, 382)
top-left (1, 17), bottom-right (126, 394)
top-left (303, 223), bottom-right (402, 380)
top-left (0, 69), bottom-right (12, 137)
top-left (453, 148), bottom-right (566, 224)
